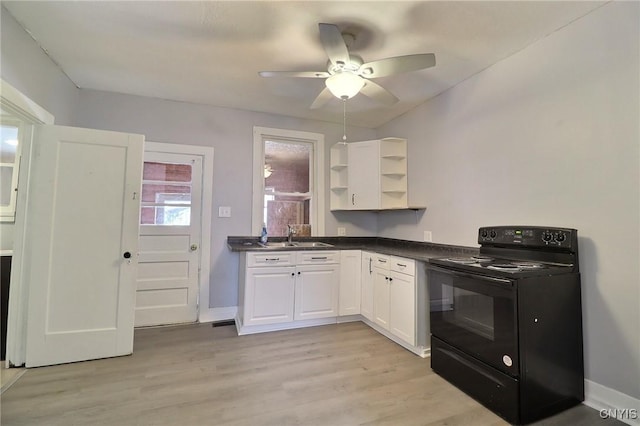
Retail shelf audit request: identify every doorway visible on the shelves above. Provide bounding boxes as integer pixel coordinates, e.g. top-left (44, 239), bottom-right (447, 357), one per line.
top-left (135, 142), bottom-right (213, 327)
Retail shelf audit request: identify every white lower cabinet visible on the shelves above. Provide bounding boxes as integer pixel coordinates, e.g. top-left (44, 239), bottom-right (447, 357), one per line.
top-left (369, 254), bottom-right (419, 348)
top-left (238, 251), bottom-right (339, 332)
top-left (338, 250), bottom-right (362, 316)
top-left (373, 267), bottom-right (391, 329)
top-left (372, 254), bottom-right (391, 329)
top-left (238, 248), bottom-right (427, 357)
top-left (389, 268), bottom-right (416, 346)
top-left (360, 251), bottom-right (374, 321)
top-left (244, 266), bottom-right (295, 326)
top-left (295, 264), bottom-right (340, 320)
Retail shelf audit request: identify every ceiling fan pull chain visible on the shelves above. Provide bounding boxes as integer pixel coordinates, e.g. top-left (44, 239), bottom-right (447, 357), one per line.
top-left (342, 98), bottom-right (347, 143)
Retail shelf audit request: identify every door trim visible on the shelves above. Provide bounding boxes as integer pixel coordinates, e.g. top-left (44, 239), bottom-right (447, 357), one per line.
top-left (1, 79), bottom-right (55, 367)
top-left (144, 142), bottom-right (213, 323)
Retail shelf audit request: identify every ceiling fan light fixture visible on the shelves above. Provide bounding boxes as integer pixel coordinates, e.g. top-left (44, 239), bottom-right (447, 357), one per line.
top-left (325, 72), bottom-right (365, 100)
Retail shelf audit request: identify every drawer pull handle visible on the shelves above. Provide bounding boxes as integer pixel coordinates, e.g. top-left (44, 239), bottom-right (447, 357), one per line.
top-left (265, 258), bottom-right (280, 261)
top-left (378, 259), bottom-right (387, 263)
top-left (397, 263), bottom-right (407, 267)
top-left (311, 256), bottom-right (328, 260)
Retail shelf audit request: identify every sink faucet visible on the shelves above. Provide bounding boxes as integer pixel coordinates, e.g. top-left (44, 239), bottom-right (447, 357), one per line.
top-left (287, 224), bottom-right (297, 244)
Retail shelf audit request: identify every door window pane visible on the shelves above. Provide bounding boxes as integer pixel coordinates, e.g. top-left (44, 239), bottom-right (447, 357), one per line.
top-left (141, 162), bottom-right (192, 225)
top-left (143, 162), bottom-right (192, 182)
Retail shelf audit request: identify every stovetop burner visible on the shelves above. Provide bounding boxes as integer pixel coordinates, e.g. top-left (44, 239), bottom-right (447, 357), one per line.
top-left (433, 257), bottom-right (569, 275)
top-left (487, 262), bottom-right (545, 271)
top-left (445, 256), bottom-right (494, 264)
top-left (432, 226), bottom-right (579, 277)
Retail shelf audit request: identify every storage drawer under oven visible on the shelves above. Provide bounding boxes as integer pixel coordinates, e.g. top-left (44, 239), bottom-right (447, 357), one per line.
top-left (428, 265), bottom-right (519, 377)
top-left (431, 336), bottom-right (520, 424)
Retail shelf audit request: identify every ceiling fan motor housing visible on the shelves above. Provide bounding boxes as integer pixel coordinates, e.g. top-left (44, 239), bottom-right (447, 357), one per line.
top-left (327, 54), bottom-right (363, 75)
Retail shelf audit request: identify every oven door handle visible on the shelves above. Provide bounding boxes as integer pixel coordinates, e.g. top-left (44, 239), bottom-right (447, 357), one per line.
top-left (427, 265), bottom-right (513, 286)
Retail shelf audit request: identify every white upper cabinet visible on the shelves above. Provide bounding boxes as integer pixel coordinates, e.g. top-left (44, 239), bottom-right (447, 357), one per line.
top-left (330, 138), bottom-right (411, 211)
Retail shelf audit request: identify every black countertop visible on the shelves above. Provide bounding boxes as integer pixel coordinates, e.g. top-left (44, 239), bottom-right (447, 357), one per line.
top-left (227, 236), bottom-right (478, 263)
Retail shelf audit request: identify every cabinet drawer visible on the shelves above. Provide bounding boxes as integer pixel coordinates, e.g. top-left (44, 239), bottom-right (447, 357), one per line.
top-left (390, 256), bottom-right (415, 276)
top-left (247, 251), bottom-right (295, 267)
top-left (296, 251), bottom-right (339, 265)
top-left (373, 254), bottom-right (390, 270)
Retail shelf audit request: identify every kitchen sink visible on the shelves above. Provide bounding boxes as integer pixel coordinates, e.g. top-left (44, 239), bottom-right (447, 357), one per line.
top-left (258, 241), bottom-right (333, 248)
top-left (259, 242), bottom-right (297, 248)
top-left (291, 242), bottom-right (334, 248)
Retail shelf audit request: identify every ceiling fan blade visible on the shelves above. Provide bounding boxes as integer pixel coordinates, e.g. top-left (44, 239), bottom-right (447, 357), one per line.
top-left (359, 53), bottom-right (436, 78)
top-left (359, 80), bottom-right (399, 105)
top-left (319, 23), bottom-right (350, 67)
top-left (310, 87), bottom-right (334, 109)
top-left (259, 71), bottom-right (330, 78)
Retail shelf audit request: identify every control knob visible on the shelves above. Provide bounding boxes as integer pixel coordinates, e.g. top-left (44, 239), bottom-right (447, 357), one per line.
top-left (556, 232), bottom-right (566, 242)
top-left (481, 229), bottom-right (488, 238)
top-left (542, 231), bottom-right (553, 242)
top-left (490, 230), bottom-right (497, 238)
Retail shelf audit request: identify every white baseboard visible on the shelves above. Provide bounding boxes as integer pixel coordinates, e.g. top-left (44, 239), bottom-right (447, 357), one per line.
top-left (235, 314), bottom-right (337, 335)
top-left (361, 317), bottom-right (430, 358)
top-left (199, 306), bottom-right (237, 323)
top-left (584, 379), bottom-right (640, 426)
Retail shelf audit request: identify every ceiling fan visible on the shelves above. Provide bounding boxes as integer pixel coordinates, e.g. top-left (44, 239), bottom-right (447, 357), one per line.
top-left (259, 23), bottom-right (436, 109)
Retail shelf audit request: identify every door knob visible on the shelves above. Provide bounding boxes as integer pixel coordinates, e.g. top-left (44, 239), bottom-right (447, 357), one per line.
top-left (190, 244), bottom-right (198, 251)
top-left (123, 252), bottom-right (131, 259)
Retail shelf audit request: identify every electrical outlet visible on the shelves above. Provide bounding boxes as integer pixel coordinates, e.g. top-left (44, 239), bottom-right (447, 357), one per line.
top-left (337, 227), bottom-right (346, 236)
top-left (423, 231), bottom-right (432, 242)
top-left (218, 206), bottom-right (231, 218)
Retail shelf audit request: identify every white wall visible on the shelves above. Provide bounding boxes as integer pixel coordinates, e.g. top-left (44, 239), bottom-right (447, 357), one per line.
top-left (73, 89), bottom-right (377, 309)
top-left (0, 8), bottom-right (80, 251)
top-left (377, 2), bottom-right (639, 400)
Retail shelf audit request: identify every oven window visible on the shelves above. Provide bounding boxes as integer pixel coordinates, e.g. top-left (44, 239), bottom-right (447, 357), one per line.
top-left (442, 284), bottom-right (495, 341)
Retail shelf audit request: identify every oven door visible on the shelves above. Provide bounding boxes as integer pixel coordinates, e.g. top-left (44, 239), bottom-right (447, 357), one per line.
top-left (428, 265), bottom-right (518, 376)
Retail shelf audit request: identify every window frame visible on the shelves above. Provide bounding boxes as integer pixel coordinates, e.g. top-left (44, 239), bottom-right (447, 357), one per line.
top-left (252, 126), bottom-right (325, 236)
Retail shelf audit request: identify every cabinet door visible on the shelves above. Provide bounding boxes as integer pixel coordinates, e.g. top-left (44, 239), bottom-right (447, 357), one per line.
top-left (295, 265), bottom-right (339, 320)
top-left (339, 250), bottom-right (361, 316)
top-left (245, 266), bottom-right (295, 326)
top-left (347, 141), bottom-right (379, 209)
top-left (389, 271), bottom-right (416, 345)
top-left (373, 268), bottom-right (390, 330)
top-left (360, 252), bottom-right (374, 321)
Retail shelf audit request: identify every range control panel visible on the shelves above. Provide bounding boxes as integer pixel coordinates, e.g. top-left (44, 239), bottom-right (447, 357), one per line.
top-left (478, 226), bottom-right (577, 249)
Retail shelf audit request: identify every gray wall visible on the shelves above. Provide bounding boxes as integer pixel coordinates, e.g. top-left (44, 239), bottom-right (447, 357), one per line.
top-left (0, 7), bottom-right (80, 251)
top-left (73, 89), bottom-right (377, 308)
top-left (376, 2), bottom-right (639, 399)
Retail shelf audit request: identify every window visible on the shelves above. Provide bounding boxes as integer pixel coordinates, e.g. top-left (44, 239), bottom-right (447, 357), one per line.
top-left (253, 127), bottom-right (324, 237)
top-left (0, 118), bottom-right (22, 221)
top-left (140, 161), bottom-right (193, 226)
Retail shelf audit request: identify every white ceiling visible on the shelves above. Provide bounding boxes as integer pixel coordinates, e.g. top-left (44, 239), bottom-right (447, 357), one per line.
top-left (3, 1), bottom-right (607, 128)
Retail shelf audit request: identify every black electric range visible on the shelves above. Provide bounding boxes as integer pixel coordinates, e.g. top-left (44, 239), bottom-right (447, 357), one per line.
top-left (427, 226), bottom-right (584, 425)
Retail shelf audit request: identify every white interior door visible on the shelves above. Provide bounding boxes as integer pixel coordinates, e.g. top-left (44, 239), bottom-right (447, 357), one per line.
top-left (135, 151), bottom-right (202, 326)
top-left (24, 125), bottom-right (143, 368)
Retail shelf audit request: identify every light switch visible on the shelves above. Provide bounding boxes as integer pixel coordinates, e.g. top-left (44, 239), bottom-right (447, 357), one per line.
top-left (218, 206), bottom-right (231, 217)
top-left (338, 227), bottom-right (346, 236)
top-left (423, 231), bottom-right (432, 242)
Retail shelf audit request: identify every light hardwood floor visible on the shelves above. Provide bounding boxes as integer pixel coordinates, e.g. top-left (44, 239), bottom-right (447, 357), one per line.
top-left (0, 322), bottom-right (621, 426)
